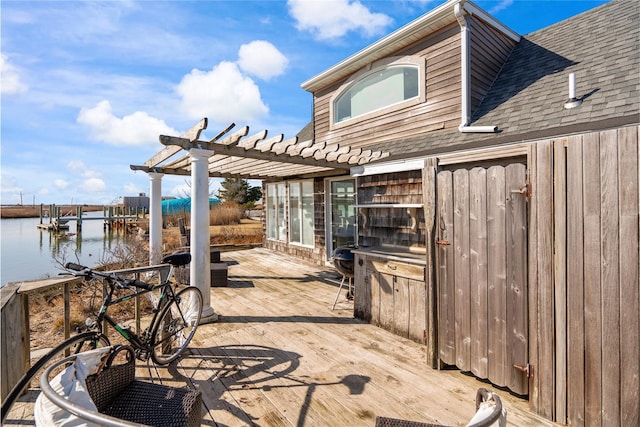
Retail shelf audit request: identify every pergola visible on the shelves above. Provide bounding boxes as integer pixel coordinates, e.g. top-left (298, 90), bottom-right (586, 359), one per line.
top-left (130, 118), bottom-right (388, 322)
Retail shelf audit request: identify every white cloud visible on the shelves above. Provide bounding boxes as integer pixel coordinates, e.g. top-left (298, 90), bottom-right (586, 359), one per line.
top-left (176, 62), bottom-right (269, 124)
top-left (288, 0), bottom-right (392, 40)
top-left (489, 0), bottom-right (514, 14)
top-left (67, 160), bottom-right (100, 178)
top-left (54, 179), bottom-right (69, 190)
top-left (238, 41), bottom-right (288, 81)
top-left (77, 100), bottom-right (178, 146)
top-left (123, 183), bottom-right (143, 195)
top-left (80, 177), bottom-right (107, 193)
top-left (1, 54), bottom-right (28, 94)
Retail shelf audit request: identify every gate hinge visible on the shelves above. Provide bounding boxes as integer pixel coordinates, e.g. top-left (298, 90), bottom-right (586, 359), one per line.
top-left (513, 363), bottom-right (533, 378)
top-left (436, 239), bottom-right (450, 246)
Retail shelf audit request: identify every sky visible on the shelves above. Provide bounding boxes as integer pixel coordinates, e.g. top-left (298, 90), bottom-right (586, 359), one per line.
top-left (1, 0), bottom-right (609, 206)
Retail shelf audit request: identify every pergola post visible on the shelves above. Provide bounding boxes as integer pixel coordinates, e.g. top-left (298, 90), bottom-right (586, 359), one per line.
top-left (148, 172), bottom-right (164, 265)
top-left (189, 148), bottom-right (218, 323)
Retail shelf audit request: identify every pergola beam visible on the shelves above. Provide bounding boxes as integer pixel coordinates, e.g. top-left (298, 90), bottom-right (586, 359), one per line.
top-left (144, 118), bottom-right (208, 167)
top-left (159, 135), bottom-right (353, 170)
top-left (133, 121), bottom-right (390, 183)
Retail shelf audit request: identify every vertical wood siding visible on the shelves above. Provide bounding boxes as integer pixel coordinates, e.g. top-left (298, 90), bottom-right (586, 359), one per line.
top-left (530, 141), bottom-right (556, 419)
top-left (351, 126), bottom-right (637, 425)
top-left (563, 127), bottom-right (639, 426)
top-left (0, 285), bottom-right (29, 402)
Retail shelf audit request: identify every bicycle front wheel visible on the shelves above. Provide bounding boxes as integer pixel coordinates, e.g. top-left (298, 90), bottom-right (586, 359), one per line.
top-left (1, 331), bottom-right (109, 423)
top-left (150, 286), bottom-right (202, 365)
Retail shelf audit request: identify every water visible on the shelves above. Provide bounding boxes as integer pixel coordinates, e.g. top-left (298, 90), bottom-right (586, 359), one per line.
top-left (1, 211), bottom-right (129, 286)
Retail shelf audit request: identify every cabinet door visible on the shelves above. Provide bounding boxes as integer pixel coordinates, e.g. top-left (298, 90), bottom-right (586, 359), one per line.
top-left (367, 259), bottom-right (426, 343)
top-left (377, 271), bottom-right (394, 331)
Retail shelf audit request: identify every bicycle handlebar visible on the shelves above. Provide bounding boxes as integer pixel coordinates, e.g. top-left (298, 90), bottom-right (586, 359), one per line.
top-left (64, 262), bottom-right (155, 291)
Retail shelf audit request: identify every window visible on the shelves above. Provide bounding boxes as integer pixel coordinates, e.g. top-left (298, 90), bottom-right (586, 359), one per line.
top-left (266, 183), bottom-right (286, 241)
top-left (334, 65), bottom-right (419, 124)
top-left (267, 181), bottom-right (315, 247)
top-left (289, 181), bottom-right (314, 246)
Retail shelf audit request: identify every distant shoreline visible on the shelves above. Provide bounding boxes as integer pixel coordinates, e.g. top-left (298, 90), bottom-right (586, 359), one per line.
top-left (0, 205), bottom-right (105, 219)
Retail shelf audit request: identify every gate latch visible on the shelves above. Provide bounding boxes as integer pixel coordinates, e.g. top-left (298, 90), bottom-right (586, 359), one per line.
top-left (513, 363), bottom-right (533, 378)
top-left (510, 183), bottom-right (531, 200)
top-left (436, 239), bottom-right (450, 246)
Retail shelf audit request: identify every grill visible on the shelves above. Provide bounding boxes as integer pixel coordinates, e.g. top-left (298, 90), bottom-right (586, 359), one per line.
top-left (331, 247), bottom-right (355, 310)
top-left (332, 247), bottom-right (354, 277)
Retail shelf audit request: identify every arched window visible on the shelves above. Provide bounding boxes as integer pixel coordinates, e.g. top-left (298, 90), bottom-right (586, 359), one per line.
top-left (333, 63), bottom-right (420, 124)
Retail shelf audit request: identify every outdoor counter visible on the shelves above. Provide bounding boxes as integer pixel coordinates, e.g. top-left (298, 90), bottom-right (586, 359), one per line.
top-left (351, 245), bottom-right (427, 266)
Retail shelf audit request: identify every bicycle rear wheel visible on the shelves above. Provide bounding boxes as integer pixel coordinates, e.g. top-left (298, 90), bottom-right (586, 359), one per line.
top-left (1, 331), bottom-right (109, 423)
top-left (150, 286), bottom-right (202, 365)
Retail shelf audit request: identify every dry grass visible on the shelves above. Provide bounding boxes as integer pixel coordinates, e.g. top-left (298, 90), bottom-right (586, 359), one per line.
top-left (28, 281), bottom-right (154, 352)
top-left (163, 202), bottom-right (244, 229)
top-left (209, 202), bottom-right (243, 225)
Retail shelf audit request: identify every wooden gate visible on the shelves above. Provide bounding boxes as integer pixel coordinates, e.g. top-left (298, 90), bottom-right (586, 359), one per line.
top-left (436, 161), bottom-right (529, 396)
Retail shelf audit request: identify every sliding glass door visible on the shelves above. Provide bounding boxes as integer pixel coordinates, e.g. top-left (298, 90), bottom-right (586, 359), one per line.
top-left (326, 178), bottom-right (356, 259)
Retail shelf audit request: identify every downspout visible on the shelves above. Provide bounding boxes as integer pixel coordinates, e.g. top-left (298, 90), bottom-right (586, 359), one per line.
top-left (454, 2), bottom-right (498, 133)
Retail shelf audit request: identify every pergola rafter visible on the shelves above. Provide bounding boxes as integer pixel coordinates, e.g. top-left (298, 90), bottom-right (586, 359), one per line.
top-left (133, 122), bottom-right (389, 181)
top-left (130, 119), bottom-right (389, 324)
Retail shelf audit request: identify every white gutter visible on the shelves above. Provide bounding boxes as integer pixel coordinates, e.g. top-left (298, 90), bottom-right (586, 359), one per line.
top-left (454, 2), bottom-right (499, 134)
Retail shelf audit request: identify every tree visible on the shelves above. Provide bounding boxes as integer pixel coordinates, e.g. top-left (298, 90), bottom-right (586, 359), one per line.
top-left (217, 178), bottom-right (262, 209)
top-left (178, 178), bottom-right (217, 198)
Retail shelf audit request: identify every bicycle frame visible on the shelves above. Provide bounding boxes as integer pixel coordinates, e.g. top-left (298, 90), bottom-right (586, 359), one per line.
top-left (92, 279), bottom-right (179, 361)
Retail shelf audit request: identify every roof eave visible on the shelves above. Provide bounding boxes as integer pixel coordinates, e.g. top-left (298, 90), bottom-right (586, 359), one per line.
top-left (301, 0), bottom-right (520, 93)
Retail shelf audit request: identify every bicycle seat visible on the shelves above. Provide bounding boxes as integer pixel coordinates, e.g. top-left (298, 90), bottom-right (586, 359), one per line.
top-left (162, 252), bottom-right (192, 267)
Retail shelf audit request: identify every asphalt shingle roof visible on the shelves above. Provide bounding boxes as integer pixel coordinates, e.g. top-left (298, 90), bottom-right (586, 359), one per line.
top-left (380, 0), bottom-right (640, 160)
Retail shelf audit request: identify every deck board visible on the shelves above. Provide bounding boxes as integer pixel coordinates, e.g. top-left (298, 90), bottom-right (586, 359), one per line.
top-left (4, 247), bottom-right (557, 426)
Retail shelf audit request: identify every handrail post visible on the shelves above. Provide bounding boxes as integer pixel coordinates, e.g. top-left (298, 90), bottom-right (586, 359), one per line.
top-left (134, 272), bottom-right (141, 334)
top-left (63, 282), bottom-right (71, 357)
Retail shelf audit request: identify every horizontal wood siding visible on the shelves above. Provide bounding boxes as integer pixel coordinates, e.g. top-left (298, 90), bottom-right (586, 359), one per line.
top-left (469, 17), bottom-right (517, 113)
top-left (358, 170), bottom-right (425, 248)
top-left (313, 26), bottom-right (461, 150)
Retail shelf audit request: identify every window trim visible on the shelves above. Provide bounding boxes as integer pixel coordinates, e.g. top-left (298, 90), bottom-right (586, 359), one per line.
top-left (288, 180), bottom-right (315, 248)
top-left (266, 180), bottom-right (315, 248)
top-left (329, 56), bottom-right (425, 130)
top-left (324, 176), bottom-right (357, 262)
top-left (266, 182), bottom-right (287, 242)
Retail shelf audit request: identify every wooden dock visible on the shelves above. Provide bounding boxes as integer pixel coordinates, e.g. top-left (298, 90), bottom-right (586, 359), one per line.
top-left (4, 248), bottom-right (558, 426)
top-left (35, 204), bottom-right (146, 233)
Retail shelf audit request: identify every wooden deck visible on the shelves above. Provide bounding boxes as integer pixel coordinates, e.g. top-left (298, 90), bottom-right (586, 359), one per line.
top-left (5, 247), bottom-right (557, 426)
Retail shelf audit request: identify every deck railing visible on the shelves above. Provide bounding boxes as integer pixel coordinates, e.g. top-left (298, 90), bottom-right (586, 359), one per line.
top-left (0, 264), bottom-right (170, 403)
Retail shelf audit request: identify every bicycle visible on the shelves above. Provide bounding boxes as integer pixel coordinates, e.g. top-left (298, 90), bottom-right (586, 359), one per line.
top-left (64, 251), bottom-right (203, 365)
top-left (0, 252), bottom-right (202, 423)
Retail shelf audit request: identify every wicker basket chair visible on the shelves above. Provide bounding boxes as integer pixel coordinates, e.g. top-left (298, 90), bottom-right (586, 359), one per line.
top-left (40, 345), bottom-right (201, 427)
